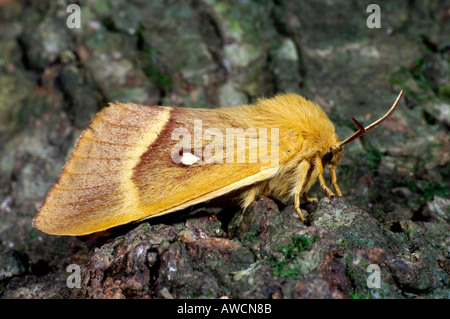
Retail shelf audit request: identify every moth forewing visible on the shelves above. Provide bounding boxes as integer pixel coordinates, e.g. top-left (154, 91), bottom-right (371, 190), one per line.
top-left (34, 103), bottom-right (281, 235)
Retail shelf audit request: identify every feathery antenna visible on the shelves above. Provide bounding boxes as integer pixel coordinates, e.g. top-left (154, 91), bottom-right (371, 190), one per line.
top-left (338, 90), bottom-right (404, 148)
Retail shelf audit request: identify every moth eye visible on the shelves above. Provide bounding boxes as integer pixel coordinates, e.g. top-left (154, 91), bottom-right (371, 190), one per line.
top-left (322, 151), bottom-right (333, 163)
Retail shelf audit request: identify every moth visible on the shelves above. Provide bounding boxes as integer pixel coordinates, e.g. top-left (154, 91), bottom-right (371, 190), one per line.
top-left (33, 90), bottom-right (403, 236)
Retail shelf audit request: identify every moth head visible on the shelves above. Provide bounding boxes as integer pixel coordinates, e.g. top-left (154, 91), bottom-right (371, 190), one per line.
top-left (322, 145), bottom-right (344, 168)
top-left (335, 90), bottom-right (403, 150)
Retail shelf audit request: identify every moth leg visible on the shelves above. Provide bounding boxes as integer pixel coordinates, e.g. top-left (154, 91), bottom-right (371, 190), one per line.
top-left (317, 156), bottom-right (336, 197)
top-left (241, 186), bottom-right (258, 211)
top-left (329, 167), bottom-right (342, 197)
top-left (303, 192), bottom-right (318, 203)
top-left (293, 160), bottom-right (311, 223)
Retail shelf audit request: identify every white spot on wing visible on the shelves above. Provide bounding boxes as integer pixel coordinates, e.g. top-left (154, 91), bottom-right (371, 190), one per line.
top-left (180, 152), bottom-right (201, 165)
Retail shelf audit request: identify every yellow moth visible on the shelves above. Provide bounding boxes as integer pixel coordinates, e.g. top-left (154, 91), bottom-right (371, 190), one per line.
top-left (33, 90), bottom-right (403, 236)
